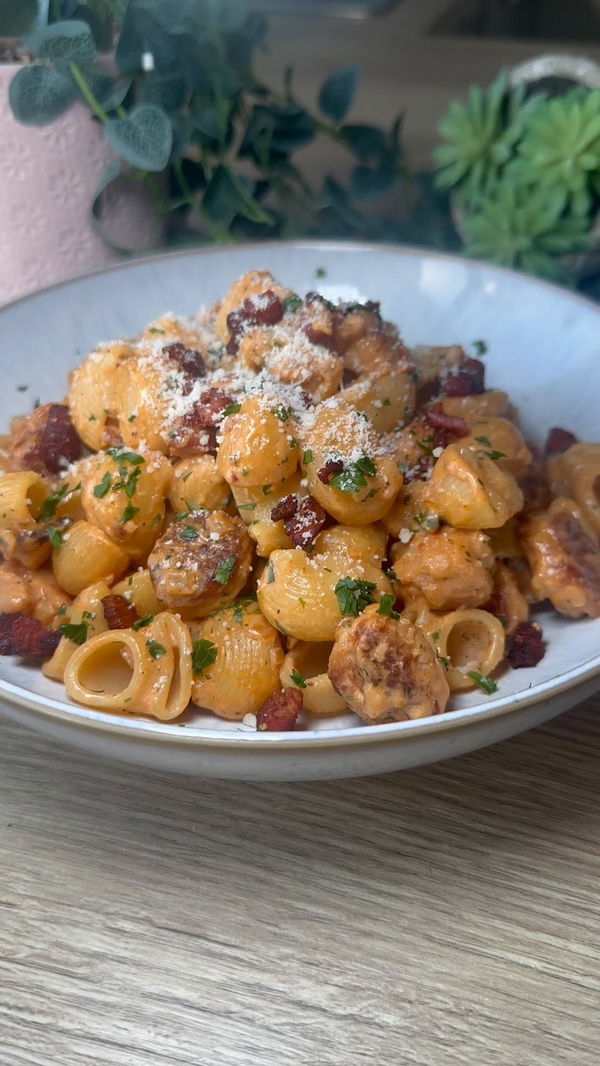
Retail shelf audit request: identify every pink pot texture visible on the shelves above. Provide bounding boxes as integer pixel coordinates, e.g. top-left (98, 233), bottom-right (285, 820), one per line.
top-left (0, 62), bottom-right (159, 304)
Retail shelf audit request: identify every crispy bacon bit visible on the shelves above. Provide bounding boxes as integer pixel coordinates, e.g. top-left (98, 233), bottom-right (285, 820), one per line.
top-left (506, 621), bottom-right (546, 668)
top-left (443, 358), bottom-right (485, 397)
top-left (318, 458), bottom-right (344, 485)
top-left (304, 323), bottom-right (336, 351)
top-left (289, 497), bottom-right (328, 549)
top-left (270, 494), bottom-right (328, 548)
top-left (226, 290), bottom-right (284, 354)
top-left (8, 403), bottom-right (82, 476)
top-left (0, 612), bottom-right (60, 657)
top-left (42, 404), bottom-right (83, 474)
top-left (545, 427), bottom-right (578, 455)
top-left (270, 494), bottom-right (298, 522)
top-left (163, 342), bottom-right (206, 378)
top-left (257, 687), bottom-right (303, 731)
top-left (424, 403), bottom-right (469, 439)
top-left (101, 594), bottom-right (139, 630)
top-left (168, 388), bottom-right (234, 457)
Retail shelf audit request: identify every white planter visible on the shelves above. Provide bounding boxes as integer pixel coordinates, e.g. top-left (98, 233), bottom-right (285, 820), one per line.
top-left (0, 62), bottom-right (159, 304)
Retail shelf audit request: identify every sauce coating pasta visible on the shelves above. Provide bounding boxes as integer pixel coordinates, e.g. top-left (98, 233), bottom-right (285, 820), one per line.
top-left (1, 270), bottom-right (599, 730)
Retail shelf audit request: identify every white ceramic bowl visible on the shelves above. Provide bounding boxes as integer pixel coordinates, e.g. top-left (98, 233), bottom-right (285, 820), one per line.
top-left (0, 242), bottom-right (599, 781)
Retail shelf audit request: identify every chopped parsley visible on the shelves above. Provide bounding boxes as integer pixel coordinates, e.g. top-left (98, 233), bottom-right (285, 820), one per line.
top-left (191, 638), bottom-right (218, 675)
top-left (315, 266), bottom-right (327, 278)
top-left (180, 524), bottom-right (199, 541)
top-left (474, 435), bottom-right (492, 448)
top-left (106, 448), bottom-right (144, 466)
top-left (484, 449), bottom-right (506, 462)
top-left (58, 620), bottom-right (90, 645)
top-left (290, 668), bottom-right (307, 689)
top-left (262, 485), bottom-right (272, 496)
top-left (93, 472), bottom-right (112, 499)
top-left (302, 449), bottom-right (313, 466)
top-left (222, 402), bottom-right (241, 417)
top-left (467, 671), bottom-right (498, 695)
top-left (282, 293), bottom-right (303, 312)
top-left (377, 593), bottom-right (399, 620)
top-left (214, 555), bottom-right (236, 585)
top-left (119, 502), bottom-right (140, 525)
top-left (416, 437), bottom-right (434, 456)
top-left (334, 577), bottom-right (376, 617)
top-left (55, 604), bottom-right (67, 616)
top-left (267, 560), bottom-right (275, 583)
top-left (232, 603), bottom-right (244, 623)
top-left (148, 326), bottom-right (165, 335)
top-left (472, 339), bottom-right (488, 356)
top-left (146, 639), bottom-right (167, 660)
top-left (37, 482), bottom-right (80, 523)
top-left (330, 455), bottom-right (377, 494)
top-left (413, 511), bottom-right (439, 533)
top-left (47, 527), bottom-right (63, 550)
top-left (16, 384), bottom-right (29, 392)
top-left (270, 405), bottom-right (292, 422)
top-left (381, 398), bottom-right (391, 406)
top-left (437, 653), bottom-right (450, 671)
top-left (237, 503), bottom-right (256, 511)
top-left (132, 614), bottom-right (154, 630)
top-left (385, 569), bottom-right (399, 582)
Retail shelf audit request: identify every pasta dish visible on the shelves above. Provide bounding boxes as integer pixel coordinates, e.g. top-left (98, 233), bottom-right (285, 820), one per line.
top-left (0, 270), bottom-right (598, 732)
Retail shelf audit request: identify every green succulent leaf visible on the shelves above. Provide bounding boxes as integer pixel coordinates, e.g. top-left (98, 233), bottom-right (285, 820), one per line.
top-left (318, 66), bottom-right (358, 125)
top-left (9, 65), bottom-right (76, 126)
top-left (434, 73), bottom-right (535, 207)
top-left (105, 104), bottom-right (173, 171)
top-left (463, 180), bottom-right (589, 283)
top-left (509, 89), bottom-right (600, 217)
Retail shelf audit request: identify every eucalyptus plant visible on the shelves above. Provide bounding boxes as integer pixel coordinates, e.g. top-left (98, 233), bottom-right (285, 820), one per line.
top-left (8, 0), bottom-right (405, 247)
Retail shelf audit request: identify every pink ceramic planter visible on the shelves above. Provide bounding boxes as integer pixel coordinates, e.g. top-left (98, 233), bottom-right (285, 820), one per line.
top-left (0, 63), bottom-right (157, 304)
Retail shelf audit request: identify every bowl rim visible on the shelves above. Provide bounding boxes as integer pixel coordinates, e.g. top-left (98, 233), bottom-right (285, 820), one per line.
top-left (1, 238), bottom-right (599, 751)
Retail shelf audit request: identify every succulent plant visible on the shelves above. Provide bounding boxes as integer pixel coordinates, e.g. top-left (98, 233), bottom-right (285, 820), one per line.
top-left (433, 73), bottom-right (534, 207)
top-left (462, 179), bottom-right (590, 283)
top-left (509, 90), bottom-right (600, 217)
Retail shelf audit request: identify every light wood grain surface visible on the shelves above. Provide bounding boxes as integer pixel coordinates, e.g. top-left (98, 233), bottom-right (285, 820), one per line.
top-left (2, 696), bottom-right (600, 1066)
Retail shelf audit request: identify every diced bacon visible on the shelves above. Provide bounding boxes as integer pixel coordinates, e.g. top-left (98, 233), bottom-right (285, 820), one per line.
top-left (257, 688), bottom-right (302, 731)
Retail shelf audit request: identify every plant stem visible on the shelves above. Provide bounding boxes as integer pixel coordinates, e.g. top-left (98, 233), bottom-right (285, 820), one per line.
top-left (69, 61), bottom-right (110, 123)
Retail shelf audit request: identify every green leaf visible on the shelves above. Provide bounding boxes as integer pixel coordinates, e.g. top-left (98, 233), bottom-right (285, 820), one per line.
top-left (318, 66), bottom-right (358, 124)
top-left (377, 594), bottom-right (399, 620)
top-left (350, 166), bottom-right (396, 200)
top-left (105, 104), bottom-right (173, 172)
top-left (146, 639), bottom-right (167, 660)
top-left (467, 671), bottom-right (498, 695)
top-left (69, 66), bottom-right (132, 113)
top-left (26, 20), bottom-right (97, 63)
top-left (191, 638), bottom-right (218, 676)
top-left (59, 620), bottom-right (90, 646)
top-left (106, 448), bottom-right (145, 465)
top-left (9, 65), bottom-right (76, 126)
top-left (132, 614), bottom-right (154, 630)
top-left (330, 455), bottom-right (376, 494)
top-left (290, 668), bottom-right (307, 689)
top-left (37, 482), bottom-right (79, 523)
top-left (214, 555), bottom-right (236, 585)
top-left (203, 165), bottom-right (274, 226)
top-left (93, 473), bottom-right (112, 499)
top-left (334, 577), bottom-right (376, 617)
top-left (341, 124), bottom-right (388, 163)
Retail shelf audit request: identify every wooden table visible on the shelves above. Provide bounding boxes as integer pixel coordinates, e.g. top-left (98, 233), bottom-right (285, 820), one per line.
top-left (2, 698), bottom-right (599, 1066)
